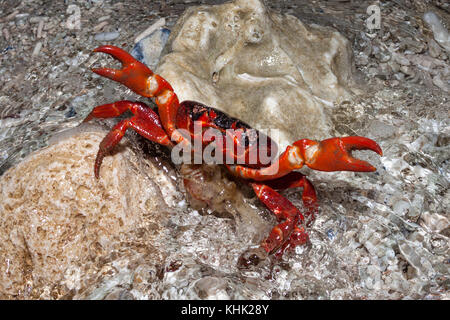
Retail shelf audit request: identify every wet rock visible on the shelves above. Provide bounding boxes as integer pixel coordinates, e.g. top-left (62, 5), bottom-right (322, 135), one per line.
top-left (0, 125), bottom-right (170, 299)
top-left (367, 120), bottom-right (397, 139)
top-left (378, 63), bottom-right (391, 77)
top-left (192, 276), bottom-right (229, 299)
top-left (64, 106), bottom-right (77, 118)
top-left (421, 211), bottom-right (449, 234)
top-left (432, 72), bottom-right (450, 92)
top-left (131, 27), bottom-right (171, 70)
top-left (399, 37), bottom-right (426, 54)
top-left (392, 52), bottom-right (410, 66)
top-left (155, 0), bottom-right (361, 151)
top-left (423, 12), bottom-right (450, 53)
top-left (375, 50), bottom-right (391, 63)
top-left (388, 60), bottom-right (400, 73)
top-left (427, 38), bottom-right (442, 58)
top-left (355, 52), bottom-right (369, 66)
top-left (407, 54), bottom-right (447, 72)
top-left (400, 65), bottom-right (415, 77)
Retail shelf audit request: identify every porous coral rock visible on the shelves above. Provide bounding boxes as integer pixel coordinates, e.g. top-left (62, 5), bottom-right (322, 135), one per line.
top-left (0, 124), bottom-right (273, 299)
top-left (0, 125), bottom-right (174, 299)
top-left (156, 0), bottom-right (361, 152)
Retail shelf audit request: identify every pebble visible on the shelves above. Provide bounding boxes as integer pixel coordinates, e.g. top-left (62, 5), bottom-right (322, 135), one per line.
top-left (98, 15), bottom-right (111, 22)
top-left (367, 67), bottom-right (379, 76)
top-left (364, 265), bottom-right (382, 290)
top-left (37, 20), bottom-right (44, 39)
top-left (400, 65), bottom-right (415, 76)
top-left (378, 62), bottom-right (391, 76)
top-left (400, 37), bottom-right (426, 54)
top-left (355, 53), bottom-right (369, 66)
top-left (423, 73), bottom-right (436, 91)
top-left (0, 10), bottom-right (19, 22)
top-left (423, 12), bottom-right (450, 52)
top-left (65, 107), bottom-right (77, 118)
top-left (2, 28), bottom-right (10, 41)
top-left (393, 199), bottom-right (410, 216)
top-left (14, 13), bottom-right (29, 20)
top-left (392, 52), bottom-right (410, 66)
top-left (432, 73), bottom-right (450, 92)
top-left (375, 50), bottom-right (391, 63)
top-left (29, 16), bottom-right (49, 23)
top-left (326, 229), bottom-right (336, 240)
top-left (421, 211), bottom-right (448, 233)
top-left (32, 41), bottom-right (42, 57)
top-left (388, 60), bottom-right (400, 73)
top-left (408, 54), bottom-right (446, 71)
top-left (367, 120), bottom-right (397, 138)
top-left (94, 31), bottom-right (120, 41)
top-left (93, 21), bottom-right (109, 32)
top-left (131, 27), bottom-right (170, 69)
top-left (427, 38), bottom-right (442, 58)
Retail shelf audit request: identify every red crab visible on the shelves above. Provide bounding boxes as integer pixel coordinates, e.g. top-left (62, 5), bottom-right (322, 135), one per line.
top-left (84, 45), bottom-right (382, 267)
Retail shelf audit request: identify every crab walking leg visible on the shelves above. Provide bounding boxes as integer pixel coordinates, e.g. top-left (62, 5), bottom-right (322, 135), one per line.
top-left (83, 100), bottom-right (172, 177)
top-left (85, 102), bottom-right (171, 178)
top-left (264, 172), bottom-right (318, 225)
top-left (93, 116), bottom-right (171, 178)
top-left (251, 183), bottom-right (308, 255)
top-left (84, 100), bottom-right (162, 125)
top-left (272, 225), bottom-right (310, 259)
top-left (228, 136), bottom-right (383, 181)
top-left (263, 173), bottom-right (318, 257)
top-left (91, 45), bottom-right (186, 145)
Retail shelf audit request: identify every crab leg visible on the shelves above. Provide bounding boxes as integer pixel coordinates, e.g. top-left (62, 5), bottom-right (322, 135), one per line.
top-left (264, 172), bottom-right (318, 225)
top-left (83, 100), bottom-right (171, 178)
top-left (83, 100), bottom-right (161, 124)
top-left (229, 136), bottom-right (382, 181)
top-left (92, 45), bottom-right (185, 145)
top-left (251, 183), bottom-right (309, 256)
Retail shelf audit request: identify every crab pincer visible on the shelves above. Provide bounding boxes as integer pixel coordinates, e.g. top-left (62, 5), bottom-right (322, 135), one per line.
top-left (295, 136), bottom-right (383, 172)
top-left (91, 45), bottom-right (184, 145)
top-left (229, 136), bottom-right (382, 182)
top-left (92, 45), bottom-right (158, 97)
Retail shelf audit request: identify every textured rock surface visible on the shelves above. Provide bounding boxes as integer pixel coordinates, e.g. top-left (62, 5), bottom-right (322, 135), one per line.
top-left (0, 124), bottom-right (272, 299)
top-left (0, 125), bottom-right (175, 299)
top-left (157, 0), bottom-right (360, 151)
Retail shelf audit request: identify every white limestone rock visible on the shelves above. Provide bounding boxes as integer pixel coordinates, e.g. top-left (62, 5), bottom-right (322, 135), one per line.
top-left (155, 0), bottom-right (361, 152)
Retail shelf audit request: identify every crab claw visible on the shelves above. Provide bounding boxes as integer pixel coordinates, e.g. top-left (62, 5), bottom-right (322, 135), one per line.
top-left (92, 45), bottom-right (155, 97)
top-left (295, 136), bottom-right (383, 172)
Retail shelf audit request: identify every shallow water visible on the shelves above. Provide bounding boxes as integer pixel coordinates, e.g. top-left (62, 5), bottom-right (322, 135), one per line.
top-left (0, 0), bottom-right (448, 299)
